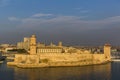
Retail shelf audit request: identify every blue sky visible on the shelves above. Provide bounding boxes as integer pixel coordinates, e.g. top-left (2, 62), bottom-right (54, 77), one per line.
top-left (0, 0), bottom-right (120, 45)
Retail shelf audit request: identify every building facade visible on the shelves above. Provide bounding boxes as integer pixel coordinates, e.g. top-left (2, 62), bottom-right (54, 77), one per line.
top-left (17, 37), bottom-right (30, 51)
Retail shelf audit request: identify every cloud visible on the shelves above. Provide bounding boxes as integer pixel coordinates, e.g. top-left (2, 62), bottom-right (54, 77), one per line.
top-left (9, 13), bottom-right (120, 31)
top-left (103, 16), bottom-right (120, 23)
top-left (74, 8), bottom-right (89, 13)
top-left (5, 13), bottom-right (120, 45)
top-left (0, 0), bottom-right (10, 7)
top-left (20, 15), bottom-right (88, 31)
top-left (8, 17), bottom-right (19, 21)
top-left (80, 10), bottom-right (89, 13)
top-left (74, 8), bottom-right (82, 10)
top-left (31, 13), bottom-right (53, 17)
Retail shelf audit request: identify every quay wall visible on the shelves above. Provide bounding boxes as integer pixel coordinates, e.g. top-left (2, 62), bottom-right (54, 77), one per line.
top-left (7, 53), bottom-right (110, 68)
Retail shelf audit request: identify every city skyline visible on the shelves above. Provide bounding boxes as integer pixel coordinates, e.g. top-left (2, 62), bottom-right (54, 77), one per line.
top-left (0, 0), bottom-right (120, 45)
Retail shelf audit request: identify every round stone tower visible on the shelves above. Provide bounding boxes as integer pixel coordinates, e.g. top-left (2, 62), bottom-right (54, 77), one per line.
top-left (104, 43), bottom-right (111, 60)
top-left (30, 35), bottom-right (37, 55)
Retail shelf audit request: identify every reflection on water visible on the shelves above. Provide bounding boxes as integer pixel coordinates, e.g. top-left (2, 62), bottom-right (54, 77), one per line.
top-left (0, 61), bottom-right (14, 80)
top-left (11, 63), bottom-right (111, 80)
top-left (111, 62), bottom-right (120, 80)
top-left (0, 60), bottom-right (114, 80)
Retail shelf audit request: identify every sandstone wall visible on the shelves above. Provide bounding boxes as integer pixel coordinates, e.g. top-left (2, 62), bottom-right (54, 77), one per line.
top-left (39, 53), bottom-right (93, 62)
top-left (92, 54), bottom-right (106, 64)
top-left (14, 54), bottom-right (39, 64)
top-left (11, 53), bottom-right (108, 67)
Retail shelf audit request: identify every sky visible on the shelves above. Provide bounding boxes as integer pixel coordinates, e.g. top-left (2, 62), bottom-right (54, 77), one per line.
top-left (0, 0), bottom-right (120, 46)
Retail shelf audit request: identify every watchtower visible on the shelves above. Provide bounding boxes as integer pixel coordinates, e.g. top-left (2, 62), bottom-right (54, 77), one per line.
top-left (104, 43), bottom-right (111, 60)
top-left (30, 35), bottom-right (36, 55)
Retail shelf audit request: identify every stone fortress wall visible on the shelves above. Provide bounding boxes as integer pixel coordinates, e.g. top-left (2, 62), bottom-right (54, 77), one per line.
top-left (11, 53), bottom-right (107, 68)
top-left (7, 35), bottom-right (111, 68)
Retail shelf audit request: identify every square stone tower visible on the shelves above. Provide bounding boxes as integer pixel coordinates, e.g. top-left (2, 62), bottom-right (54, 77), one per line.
top-left (104, 43), bottom-right (111, 60)
top-left (30, 35), bottom-right (37, 55)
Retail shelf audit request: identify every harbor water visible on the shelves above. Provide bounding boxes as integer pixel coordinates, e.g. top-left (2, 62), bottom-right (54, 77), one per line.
top-left (0, 60), bottom-right (120, 80)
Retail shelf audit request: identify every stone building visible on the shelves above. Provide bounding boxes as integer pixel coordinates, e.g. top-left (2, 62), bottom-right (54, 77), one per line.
top-left (37, 47), bottom-right (63, 54)
top-left (37, 41), bottom-right (63, 54)
top-left (30, 35), bottom-right (37, 55)
top-left (17, 35), bottom-right (64, 54)
top-left (17, 37), bottom-right (30, 51)
top-left (7, 35), bottom-right (111, 68)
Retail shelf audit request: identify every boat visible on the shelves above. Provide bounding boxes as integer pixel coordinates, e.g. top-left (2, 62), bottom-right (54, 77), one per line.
top-left (0, 56), bottom-right (6, 61)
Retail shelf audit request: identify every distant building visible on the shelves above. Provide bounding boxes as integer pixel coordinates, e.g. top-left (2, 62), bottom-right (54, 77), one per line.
top-left (37, 43), bottom-right (45, 47)
top-left (17, 37), bottom-right (30, 51)
top-left (0, 44), bottom-right (16, 53)
top-left (0, 44), bottom-right (10, 48)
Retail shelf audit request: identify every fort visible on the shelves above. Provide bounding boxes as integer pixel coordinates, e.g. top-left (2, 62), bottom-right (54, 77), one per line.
top-left (7, 35), bottom-right (111, 68)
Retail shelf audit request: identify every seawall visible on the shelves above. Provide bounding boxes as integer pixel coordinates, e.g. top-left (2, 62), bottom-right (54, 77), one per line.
top-left (7, 53), bottom-right (111, 68)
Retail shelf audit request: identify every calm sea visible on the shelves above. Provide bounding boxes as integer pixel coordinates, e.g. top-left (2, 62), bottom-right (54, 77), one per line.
top-left (0, 60), bottom-right (120, 80)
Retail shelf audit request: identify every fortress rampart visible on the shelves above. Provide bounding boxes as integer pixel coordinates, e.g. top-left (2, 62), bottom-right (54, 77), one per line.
top-left (7, 35), bottom-right (111, 68)
top-left (8, 53), bottom-right (110, 68)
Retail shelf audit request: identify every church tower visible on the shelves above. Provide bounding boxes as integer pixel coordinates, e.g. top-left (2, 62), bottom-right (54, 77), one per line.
top-left (104, 43), bottom-right (111, 60)
top-left (30, 35), bottom-right (37, 55)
